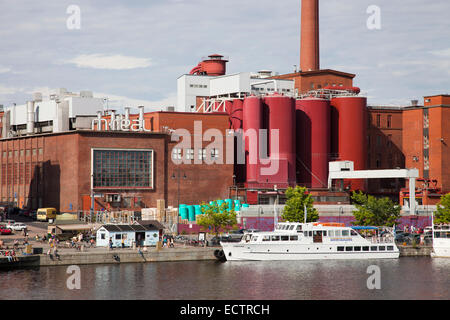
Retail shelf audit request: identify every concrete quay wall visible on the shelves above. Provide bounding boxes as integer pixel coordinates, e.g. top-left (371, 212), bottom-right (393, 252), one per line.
top-left (398, 245), bottom-right (433, 257)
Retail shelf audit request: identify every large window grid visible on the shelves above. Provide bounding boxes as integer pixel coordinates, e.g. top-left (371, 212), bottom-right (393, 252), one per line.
top-left (93, 149), bottom-right (153, 189)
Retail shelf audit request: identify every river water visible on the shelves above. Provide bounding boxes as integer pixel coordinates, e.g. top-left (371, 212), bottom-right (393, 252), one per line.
top-left (0, 257), bottom-right (449, 300)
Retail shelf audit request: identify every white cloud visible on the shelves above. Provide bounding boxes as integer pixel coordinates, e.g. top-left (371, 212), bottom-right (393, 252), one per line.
top-left (0, 66), bottom-right (11, 74)
top-left (64, 54), bottom-right (153, 70)
top-left (430, 48), bottom-right (450, 57)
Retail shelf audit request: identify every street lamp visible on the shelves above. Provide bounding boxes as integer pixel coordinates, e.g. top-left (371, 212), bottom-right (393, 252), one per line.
top-left (172, 168), bottom-right (187, 207)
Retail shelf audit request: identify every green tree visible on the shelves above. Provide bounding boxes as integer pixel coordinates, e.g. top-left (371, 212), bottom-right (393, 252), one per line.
top-left (435, 193), bottom-right (450, 224)
top-left (196, 201), bottom-right (238, 238)
top-left (281, 186), bottom-right (319, 223)
top-left (351, 191), bottom-right (401, 227)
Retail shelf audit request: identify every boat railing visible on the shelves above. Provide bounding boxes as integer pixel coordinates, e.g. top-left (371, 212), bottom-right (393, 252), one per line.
top-left (370, 236), bottom-right (395, 244)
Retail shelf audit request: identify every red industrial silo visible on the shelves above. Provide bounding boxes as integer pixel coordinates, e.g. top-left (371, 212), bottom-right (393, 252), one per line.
top-left (200, 54), bottom-right (228, 76)
top-left (264, 93), bottom-right (296, 184)
top-left (243, 96), bottom-right (263, 183)
top-left (231, 99), bottom-right (243, 130)
top-left (331, 96), bottom-right (368, 191)
top-left (296, 98), bottom-right (330, 189)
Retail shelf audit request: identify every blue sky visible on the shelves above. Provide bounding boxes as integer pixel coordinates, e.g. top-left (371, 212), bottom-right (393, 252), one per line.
top-left (1, 0), bottom-right (449, 110)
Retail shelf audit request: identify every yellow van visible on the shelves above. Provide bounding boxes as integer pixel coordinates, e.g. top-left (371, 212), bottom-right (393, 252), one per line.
top-left (37, 208), bottom-right (57, 222)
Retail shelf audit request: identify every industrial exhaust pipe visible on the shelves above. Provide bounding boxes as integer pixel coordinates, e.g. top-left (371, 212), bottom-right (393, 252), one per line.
top-left (26, 101), bottom-right (35, 135)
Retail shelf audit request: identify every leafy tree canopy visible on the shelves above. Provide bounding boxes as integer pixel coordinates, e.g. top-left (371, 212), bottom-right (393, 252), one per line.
top-left (196, 201), bottom-right (237, 237)
top-left (435, 193), bottom-right (450, 224)
top-left (351, 191), bottom-right (401, 227)
top-left (281, 186), bottom-right (319, 223)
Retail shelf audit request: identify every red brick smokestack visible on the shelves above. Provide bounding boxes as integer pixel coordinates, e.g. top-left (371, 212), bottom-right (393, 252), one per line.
top-left (300, 0), bottom-right (320, 71)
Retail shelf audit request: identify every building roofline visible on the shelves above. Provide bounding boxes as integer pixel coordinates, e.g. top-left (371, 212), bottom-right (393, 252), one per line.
top-left (0, 129), bottom-right (169, 142)
top-left (271, 69), bottom-right (356, 79)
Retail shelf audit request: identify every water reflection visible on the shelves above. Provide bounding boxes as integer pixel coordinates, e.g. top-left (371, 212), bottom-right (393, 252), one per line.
top-left (0, 258), bottom-right (448, 300)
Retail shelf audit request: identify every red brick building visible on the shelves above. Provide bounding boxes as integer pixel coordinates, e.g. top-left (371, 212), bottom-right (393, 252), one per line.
top-left (0, 110), bottom-right (234, 212)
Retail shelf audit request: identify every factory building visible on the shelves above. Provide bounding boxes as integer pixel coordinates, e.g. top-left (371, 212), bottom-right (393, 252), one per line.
top-left (0, 0), bottom-right (448, 216)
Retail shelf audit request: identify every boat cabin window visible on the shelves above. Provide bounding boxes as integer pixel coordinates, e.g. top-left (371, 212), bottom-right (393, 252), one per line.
top-left (354, 246), bottom-right (361, 251)
top-left (363, 246), bottom-right (369, 251)
top-left (435, 231), bottom-right (449, 238)
top-left (345, 246), bottom-right (353, 251)
top-left (322, 231), bottom-right (327, 237)
top-left (379, 246), bottom-right (386, 251)
top-left (337, 246), bottom-right (344, 251)
top-left (290, 235), bottom-right (298, 241)
top-left (289, 225), bottom-right (295, 230)
top-left (342, 230), bottom-right (350, 236)
top-left (308, 231), bottom-right (313, 237)
top-left (387, 246), bottom-right (394, 251)
top-left (262, 236), bottom-right (271, 242)
top-left (252, 236), bottom-right (259, 242)
top-left (334, 230), bottom-right (341, 237)
top-left (313, 231), bottom-right (322, 236)
top-left (271, 236), bottom-right (280, 241)
top-left (281, 236), bottom-right (289, 241)
top-left (351, 230), bottom-right (359, 236)
top-left (370, 246), bottom-right (378, 251)
top-left (296, 225), bottom-right (303, 233)
top-left (329, 230), bottom-right (334, 237)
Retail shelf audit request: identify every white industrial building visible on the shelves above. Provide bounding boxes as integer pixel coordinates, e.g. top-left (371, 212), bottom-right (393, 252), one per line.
top-left (177, 71), bottom-right (296, 112)
top-left (2, 88), bottom-right (105, 138)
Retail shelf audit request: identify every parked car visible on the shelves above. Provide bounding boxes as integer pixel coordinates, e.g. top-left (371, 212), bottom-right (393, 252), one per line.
top-left (209, 235), bottom-right (241, 246)
top-left (9, 223), bottom-right (27, 232)
top-left (0, 226), bottom-right (12, 235)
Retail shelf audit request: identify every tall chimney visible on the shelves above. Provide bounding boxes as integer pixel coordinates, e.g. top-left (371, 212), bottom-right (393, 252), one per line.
top-left (300, 0), bottom-right (320, 72)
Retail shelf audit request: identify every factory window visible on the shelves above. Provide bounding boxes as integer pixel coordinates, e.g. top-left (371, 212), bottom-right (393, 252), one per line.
top-left (39, 148), bottom-right (43, 155)
top-left (387, 135), bottom-right (392, 147)
top-left (376, 154), bottom-right (382, 168)
top-left (8, 151), bottom-right (12, 158)
top-left (172, 148), bottom-right (182, 161)
top-left (20, 150), bottom-right (24, 157)
top-left (92, 149), bottom-right (153, 189)
top-left (376, 135), bottom-right (382, 146)
top-left (376, 114), bottom-right (381, 127)
top-left (32, 149), bottom-right (37, 156)
top-left (14, 151), bottom-right (18, 157)
top-left (310, 83), bottom-right (314, 89)
top-left (26, 150), bottom-right (30, 156)
top-left (185, 148), bottom-right (194, 160)
top-left (387, 115), bottom-right (392, 128)
top-left (2, 152), bottom-right (5, 158)
top-left (198, 148), bottom-right (206, 161)
top-left (210, 148), bottom-right (219, 161)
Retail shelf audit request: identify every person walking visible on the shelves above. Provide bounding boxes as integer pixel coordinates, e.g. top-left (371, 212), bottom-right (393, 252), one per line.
top-left (109, 238), bottom-right (113, 250)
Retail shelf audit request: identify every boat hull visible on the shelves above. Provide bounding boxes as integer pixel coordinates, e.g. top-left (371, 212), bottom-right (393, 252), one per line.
top-left (221, 243), bottom-right (400, 261)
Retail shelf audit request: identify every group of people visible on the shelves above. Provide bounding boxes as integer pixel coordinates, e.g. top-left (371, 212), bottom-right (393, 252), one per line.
top-left (403, 225), bottom-right (422, 234)
top-left (162, 235), bottom-right (174, 248)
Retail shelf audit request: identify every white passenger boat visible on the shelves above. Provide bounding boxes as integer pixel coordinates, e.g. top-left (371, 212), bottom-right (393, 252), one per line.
top-left (431, 224), bottom-right (450, 258)
top-left (220, 222), bottom-right (399, 261)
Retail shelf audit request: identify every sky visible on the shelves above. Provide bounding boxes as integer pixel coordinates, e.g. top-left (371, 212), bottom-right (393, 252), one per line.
top-left (0, 0), bottom-right (449, 111)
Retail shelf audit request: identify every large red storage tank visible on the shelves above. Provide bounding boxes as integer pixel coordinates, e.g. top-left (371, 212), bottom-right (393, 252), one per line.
top-left (231, 99), bottom-right (243, 130)
top-left (243, 96), bottom-right (263, 183)
top-left (264, 93), bottom-right (296, 184)
top-left (296, 98), bottom-right (330, 188)
top-left (331, 96), bottom-right (368, 191)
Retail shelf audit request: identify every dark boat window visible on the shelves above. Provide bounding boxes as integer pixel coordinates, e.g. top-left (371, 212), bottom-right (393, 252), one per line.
top-left (370, 246), bottom-right (378, 251)
top-left (342, 230), bottom-right (350, 236)
top-left (351, 230), bottom-right (358, 236)
top-left (363, 246), bottom-right (370, 251)
top-left (290, 236), bottom-right (298, 241)
top-left (345, 247), bottom-right (353, 251)
top-left (354, 246), bottom-right (361, 251)
top-left (379, 246), bottom-right (386, 251)
top-left (271, 236), bottom-right (280, 241)
top-left (309, 231), bottom-right (313, 237)
top-left (323, 231), bottom-right (327, 237)
top-left (281, 236), bottom-right (289, 241)
top-left (262, 236), bottom-right (270, 242)
top-left (289, 225), bottom-right (295, 230)
top-left (337, 247), bottom-right (344, 251)
top-left (296, 225), bottom-right (302, 232)
top-left (387, 246), bottom-right (394, 251)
